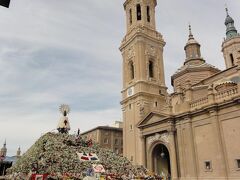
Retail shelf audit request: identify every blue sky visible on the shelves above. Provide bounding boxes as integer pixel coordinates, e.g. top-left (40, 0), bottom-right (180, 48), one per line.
top-left (0, 0), bottom-right (239, 155)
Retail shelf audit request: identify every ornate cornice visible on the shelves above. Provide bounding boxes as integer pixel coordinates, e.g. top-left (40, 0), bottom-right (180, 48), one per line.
top-left (120, 26), bottom-right (165, 51)
top-left (138, 96), bottom-right (240, 130)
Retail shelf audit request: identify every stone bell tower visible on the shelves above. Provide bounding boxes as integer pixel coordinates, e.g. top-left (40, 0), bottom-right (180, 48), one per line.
top-left (120, 0), bottom-right (167, 165)
top-left (0, 140), bottom-right (7, 158)
top-left (16, 146), bottom-right (21, 157)
top-left (222, 7), bottom-right (240, 69)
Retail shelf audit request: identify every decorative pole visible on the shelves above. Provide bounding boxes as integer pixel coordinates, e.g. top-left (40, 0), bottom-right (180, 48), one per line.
top-left (57, 104), bottom-right (71, 134)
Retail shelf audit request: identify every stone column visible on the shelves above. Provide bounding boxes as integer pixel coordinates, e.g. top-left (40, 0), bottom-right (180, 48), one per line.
top-left (175, 83), bottom-right (183, 107)
top-left (145, 136), bottom-right (152, 171)
top-left (185, 80), bottom-right (193, 102)
top-left (122, 107), bottom-right (127, 156)
top-left (184, 117), bottom-right (198, 179)
top-left (168, 123), bottom-right (178, 180)
top-left (175, 120), bottom-right (185, 177)
top-left (209, 109), bottom-right (228, 178)
top-left (208, 84), bottom-right (215, 104)
top-left (140, 133), bottom-right (146, 167)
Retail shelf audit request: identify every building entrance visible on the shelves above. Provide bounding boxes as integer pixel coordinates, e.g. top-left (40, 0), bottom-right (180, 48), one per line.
top-left (152, 144), bottom-right (171, 178)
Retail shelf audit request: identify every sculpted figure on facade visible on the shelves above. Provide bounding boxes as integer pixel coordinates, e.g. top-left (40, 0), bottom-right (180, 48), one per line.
top-left (147, 133), bottom-right (169, 146)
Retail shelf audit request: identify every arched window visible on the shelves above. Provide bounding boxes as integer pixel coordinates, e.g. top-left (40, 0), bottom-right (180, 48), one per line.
top-left (149, 61), bottom-right (154, 78)
top-left (129, 9), bottom-right (132, 25)
top-left (147, 6), bottom-right (150, 22)
top-left (136, 4), bottom-right (141, 21)
top-left (130, 61), bottom-right (134, 79)
top-left (230, 53), bottom-right (234, 66)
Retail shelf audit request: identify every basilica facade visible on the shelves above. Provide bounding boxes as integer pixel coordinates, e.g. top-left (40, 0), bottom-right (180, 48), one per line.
top-left (120, 0), bottom-right (240, 179)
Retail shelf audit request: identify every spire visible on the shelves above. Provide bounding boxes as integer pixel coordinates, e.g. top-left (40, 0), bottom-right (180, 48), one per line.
top-left (185, 24), bottom-right (200, 46)
top-left (16, 146), bottom-right (21, 157)
top-left (188, 24), bottom-right (194, 40)
top-left (225, 5), bottom-right (229, 16)
top-left (224, 6), bottom-right (238, 39)
top-left (0, 140), bottom-right (7, 157)
top-left (3, 139), bottom-right (6, 148)
top-left (186, 24), bottom-right (198, 44)
top-left (184, 25), bottom-right (204, 63)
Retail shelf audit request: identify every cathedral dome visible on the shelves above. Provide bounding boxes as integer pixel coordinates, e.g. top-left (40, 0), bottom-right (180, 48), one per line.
top-left (173, 62), bottom-right (218, 75)
top-left (225, 15), bottom-right (234, 26)
top-left (184, 25), bottom-right (202, 61)
top-left (186, 38), bottom-right (199, 46)
top-left (185, 25), bottom-right (200, 47)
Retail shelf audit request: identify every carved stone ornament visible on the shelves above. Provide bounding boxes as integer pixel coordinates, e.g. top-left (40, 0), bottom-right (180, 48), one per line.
top-left (128, 47), bottom-right (135, 59)
top-left (139, 104), bottom-right (145, 117)
top-left (145, 45), bottom-right (156, 56)
top-left (136, 25), bottom-right (144, 33)
top-left (165, 95), bottom-right (172, 106)
top-left (147, 132), bottom-right (169, 145)
top-left (150, 46), bottom-right (156, 56)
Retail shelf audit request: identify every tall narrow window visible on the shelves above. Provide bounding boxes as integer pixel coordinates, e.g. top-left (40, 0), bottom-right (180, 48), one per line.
top-left (230, 53), bottom-right (234, 66)
top-left (147, 6), bottom-right (150, 22)
top-left (149, 61), bottom-right (154, 78)
top-left (130, 61), bottom-right (134, 79)
top-left (237, 159), bottom-right (240, 169)
top-left (129, 9), bottom-right (132, 25)
top-left (136, 4), bottom-right (141, 21)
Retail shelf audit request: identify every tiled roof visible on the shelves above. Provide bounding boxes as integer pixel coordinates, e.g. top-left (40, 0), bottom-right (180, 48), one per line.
top-left (173, 62), bottom-right (219, 76)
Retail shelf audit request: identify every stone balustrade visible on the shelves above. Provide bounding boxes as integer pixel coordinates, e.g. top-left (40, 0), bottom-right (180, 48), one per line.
top-left (189, 86), bottom-right (239, 110)
top-left (190, 97), bottom-right (209, 108)
top-left (215, 87), bottom-right (238, 101)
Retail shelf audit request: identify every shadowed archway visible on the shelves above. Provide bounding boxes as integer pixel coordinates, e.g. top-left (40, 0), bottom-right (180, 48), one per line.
top-left (152, 143), bottom-right (171, 178)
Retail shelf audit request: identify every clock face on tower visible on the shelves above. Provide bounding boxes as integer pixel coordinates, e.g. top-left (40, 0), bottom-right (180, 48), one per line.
top-left (127, 87), bottom-right (134, 97)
